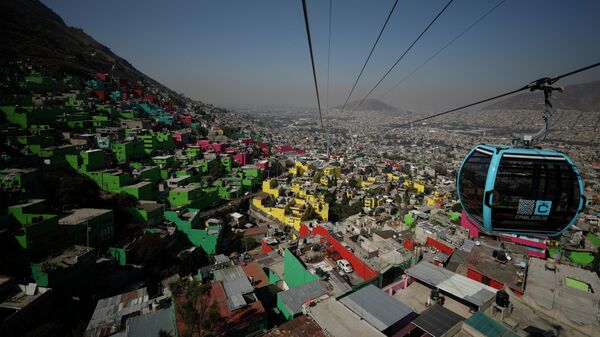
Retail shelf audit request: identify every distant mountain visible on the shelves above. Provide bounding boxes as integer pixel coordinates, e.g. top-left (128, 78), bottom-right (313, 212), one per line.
top-left (333, 98), bottom-right (399, 113)
top-left (484, 80), bottom-right (600, 111)
top-left (0, 0), bottom-right (182, 101)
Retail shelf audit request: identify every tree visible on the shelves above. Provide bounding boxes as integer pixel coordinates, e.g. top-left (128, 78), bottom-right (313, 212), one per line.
top-left (240, 237), bottom-right (258, 251)
top-left (209, 160), bottom-right (226, 180)
top-left (174, 279), bottom-right (218, 337)
top-left (215, 224), bottom-right (242, 255)
top-left (56, 174), bottom-right (101, 209)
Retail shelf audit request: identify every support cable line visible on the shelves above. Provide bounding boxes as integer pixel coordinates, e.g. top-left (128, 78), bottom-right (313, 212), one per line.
top-left (340, 0), bottom-right (400, 113)
top-left (325, 0), bottom-right (333, 113)
top-left (301, 0), bottom-right (324, 128)
top-left (379, 0), bottom-right (506, 100)
top-left (326, 0), bottom-right (333, 157)
top-left (395, 61), bottom-right (600, 128)
top-left (350, 0), bottom-right (455, 113)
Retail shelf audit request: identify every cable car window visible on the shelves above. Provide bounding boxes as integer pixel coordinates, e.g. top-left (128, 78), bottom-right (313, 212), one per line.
top-left (459, 148), bottom-right (492, 225)
top-left (492, 155), bottom-right (580, 234)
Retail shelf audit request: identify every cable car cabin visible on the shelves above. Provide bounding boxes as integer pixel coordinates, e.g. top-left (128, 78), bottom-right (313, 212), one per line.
top-left (457, 145), bottom-right (585, 237)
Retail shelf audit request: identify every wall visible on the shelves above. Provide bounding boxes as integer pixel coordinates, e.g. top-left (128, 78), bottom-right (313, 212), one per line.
top-left (311, 225), bottom-right (379, 280)
top-left (283, 248), bottom-right (318, 289)
top-left (425, 237), bottom-right (454, 256)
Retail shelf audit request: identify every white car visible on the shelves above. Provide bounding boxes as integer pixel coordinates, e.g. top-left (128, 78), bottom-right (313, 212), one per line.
top-left (337, 259), bottom-right (354, 273)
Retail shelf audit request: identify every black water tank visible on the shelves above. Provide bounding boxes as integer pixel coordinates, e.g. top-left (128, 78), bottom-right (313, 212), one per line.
top-left (496, 289), bottom-right (509, 307)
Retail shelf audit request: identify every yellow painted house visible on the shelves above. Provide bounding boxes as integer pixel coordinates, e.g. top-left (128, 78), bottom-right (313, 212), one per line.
top-left (319, 175), bottom-right (333, 187)
top-left (364, 196), bottom-right (384, 208)
top-left (386, 173), bottom-right (401, 182)
top-left (426, 191), bottom-right (448, 207)
top-left (323, 166), bottom-right (341, 178)
top-left (288, 161), bottom-right (311, 177)
top-left (403, 178), bottom-right (425, 193)
top-left (262, 179), bottom-right (282, 197)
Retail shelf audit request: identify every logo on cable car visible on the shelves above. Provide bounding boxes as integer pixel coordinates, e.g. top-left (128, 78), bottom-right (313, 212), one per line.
top-left (517, 199), bottom-right (552, 220)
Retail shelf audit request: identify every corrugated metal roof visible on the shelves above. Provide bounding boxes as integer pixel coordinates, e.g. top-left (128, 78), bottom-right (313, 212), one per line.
top-left (309, 297), bottom-right (385, 337)
top-left (214, 265), bottom-right (254, 299)
top-left (464, 311), bottom-right (519, 337)
top-left (85, 287), bottom-right (150, 337)
top-left (279, 280), bottom-right (328, 315)
top-left (339, 285), bottom-right (413, 331)
top-left (126, 303), bottom-right (176, 337)
top-left (227, 294), bottom-right (247, 311)
top-left (412, 304), bottom-right (464, 337)
top-left (405, 262), bottom-right (497, 308)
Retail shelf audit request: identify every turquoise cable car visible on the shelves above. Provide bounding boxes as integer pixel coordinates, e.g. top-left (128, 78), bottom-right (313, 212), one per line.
top-left (457, 145), bottom-right (585, 236)
top-left (457, 82), bottom-right (586, 236)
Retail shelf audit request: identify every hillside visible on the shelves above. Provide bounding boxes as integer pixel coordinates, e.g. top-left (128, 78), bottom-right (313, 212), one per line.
top-left (484, 80), bottom-right (600, 111)
top-left (334, 98), bottom-right (398, 113)
top-left (0, 0), bottom-right (182, 102)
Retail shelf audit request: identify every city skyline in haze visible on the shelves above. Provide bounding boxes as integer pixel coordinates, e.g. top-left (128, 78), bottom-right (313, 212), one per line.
top-left (43, 0), bottom-right (600, 113)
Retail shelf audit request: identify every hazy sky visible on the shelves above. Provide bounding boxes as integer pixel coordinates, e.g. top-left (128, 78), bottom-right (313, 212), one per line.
top-left (43, 0), bottom-right (600, 112)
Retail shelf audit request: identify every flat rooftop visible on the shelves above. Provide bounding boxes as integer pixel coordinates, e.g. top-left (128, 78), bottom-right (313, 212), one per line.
top-left (59, 208), bottom-right (112, 225)
top-left (525, 257), bottom-right (600, 326)
top-left (0, 283), bottom-right (51, 311)
top-left (37, 245), bottom-right (93, 269)
top-left (464, 244), bottom-right (526, 292)
top-left (309, 297), bottom-right (385, 337)
top-left (392, 281), bottom-right (473, 318)
top-left (405, 261), bottom-right (497, 309)
top-left (171, 184), bottom-right (201, 192)
top-left (122, 181), bottom-right (152, 189)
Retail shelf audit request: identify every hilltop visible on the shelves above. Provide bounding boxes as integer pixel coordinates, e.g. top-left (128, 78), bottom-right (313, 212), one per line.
top-left (0, 0), bottom-right (183, 102)
top-left (333, 98), bottom-right (398, 113)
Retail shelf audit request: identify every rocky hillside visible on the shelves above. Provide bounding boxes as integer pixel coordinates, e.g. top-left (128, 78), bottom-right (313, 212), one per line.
top-left (0, 0), bottom-right (182, 101)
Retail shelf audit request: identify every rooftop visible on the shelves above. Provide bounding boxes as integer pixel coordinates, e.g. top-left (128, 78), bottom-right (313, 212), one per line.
top-left (411, 304), bottom-right (464, 337)
top-left (58, 208), bottom-right (112, 225)
top-left (463, 311), bottom-right (519, 337)
top-left (464, 244), bottom-right (526, 292)
top-left (0, 283), bottom-right (51, 311)
top-left (525, 257), bottom-right (600, 325)
top-left (392, 279), bottom-right (473, 318)
top-left (86, 287), bottom-right (150, 337)
top-left (125, 302), bottom-right (176, 337)
top-left (278, 280), bottom-right (328, 316)
top-left (405, 261), bottom-right (497, 309)
top-left (37, 245), bottom-right (94, 269)
top-left (309, 297), bottom-right (385, 337)
top-left (264, 315), bottom-right (326, 337)
top-left (339, 284), bottom-right (413, 332)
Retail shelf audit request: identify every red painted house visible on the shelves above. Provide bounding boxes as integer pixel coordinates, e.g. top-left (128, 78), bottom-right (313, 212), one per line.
top-left (256, 160), bottom-right (269, 171)
top-left (233, 153), bottom-right (249, 166)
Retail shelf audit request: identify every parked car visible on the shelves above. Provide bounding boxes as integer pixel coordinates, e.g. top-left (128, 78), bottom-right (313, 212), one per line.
top-left (337, 259), bottom-right (354, 273)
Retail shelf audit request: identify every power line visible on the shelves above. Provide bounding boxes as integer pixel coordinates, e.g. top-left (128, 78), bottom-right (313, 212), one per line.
top-left (396, 61), bottom-right (600, 127)
top-left (340, 0), bottom-right (400, 113)
top-left (301, 0), bottom-right (324, 128)
top-left (380, 0), bottom-right (506, 100)
top-left (350, 0), bottom-right (455, 113)
top-left (325, 0), bottom-right (333, 113)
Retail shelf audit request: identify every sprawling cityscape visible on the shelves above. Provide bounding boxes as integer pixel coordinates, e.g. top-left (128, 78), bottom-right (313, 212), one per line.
top-left (1, 1), bottom-right (599, 337)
